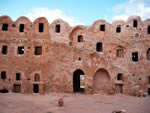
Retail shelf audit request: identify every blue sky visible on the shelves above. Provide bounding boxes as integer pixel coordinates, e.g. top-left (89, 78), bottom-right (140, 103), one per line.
top-left (0, 0), bottom-right (150, 26)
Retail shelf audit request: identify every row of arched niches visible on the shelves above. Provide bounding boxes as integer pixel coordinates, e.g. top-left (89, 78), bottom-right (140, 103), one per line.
top-left (0, 15), bottom-right (150, 45)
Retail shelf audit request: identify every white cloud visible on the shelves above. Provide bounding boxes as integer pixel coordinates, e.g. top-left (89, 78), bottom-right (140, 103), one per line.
top-left (25, 8), bottom-right (83, 26)
top-left (113, 0), bottom-right (150, 21)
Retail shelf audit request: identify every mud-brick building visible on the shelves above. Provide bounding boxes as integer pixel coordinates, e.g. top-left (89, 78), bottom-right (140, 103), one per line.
top-left (0, 15), bottom-right (150, 96)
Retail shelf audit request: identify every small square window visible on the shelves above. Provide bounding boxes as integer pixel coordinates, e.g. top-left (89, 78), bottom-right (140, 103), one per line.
top-left (1, 71), bottom-right (6, 79)
top-left (78, 35), bottom-right (83, 42)
top-left (117, 73), bottom-right (123, 80)
top-left (18, 46), bottom-right (24, 55)
top-left (100, 25), bottom-right (105, 31)
top-left (2, 24), bottom-right (8, 31)
top-left (35, 46), bottom-right (42, 55)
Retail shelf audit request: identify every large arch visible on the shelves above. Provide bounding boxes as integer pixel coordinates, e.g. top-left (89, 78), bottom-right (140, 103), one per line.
top-left (73, 69), bottom-right (85, 93)
top-left (93, 68), bottom-right (110, 93)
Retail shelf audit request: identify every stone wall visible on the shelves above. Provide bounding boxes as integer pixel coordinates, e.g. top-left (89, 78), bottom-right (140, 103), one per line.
top-left (0, 15), bottom-right (150, 96)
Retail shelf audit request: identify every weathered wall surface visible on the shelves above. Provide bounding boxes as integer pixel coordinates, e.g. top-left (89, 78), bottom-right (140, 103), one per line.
top-left (0, 15), bottom-right (150, 96)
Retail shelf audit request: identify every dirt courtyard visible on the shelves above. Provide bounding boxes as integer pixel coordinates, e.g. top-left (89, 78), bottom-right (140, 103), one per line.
top-left (0, 93), bottom-right (150, 113)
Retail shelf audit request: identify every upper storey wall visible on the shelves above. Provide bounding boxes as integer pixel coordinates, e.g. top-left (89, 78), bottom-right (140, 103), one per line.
top-left (0, 15), bottom-right (150, 42)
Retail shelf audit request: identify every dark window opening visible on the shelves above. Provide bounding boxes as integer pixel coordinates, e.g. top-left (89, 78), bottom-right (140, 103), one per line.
top-left (116, 26), bottom-right (121, 33)
top-left (2, 45), bottom-right (7, 55)
top-left (1, 71), bottom-right (6, 79)
top-left (55, 24), bottom-right (60, 33)
top-left (100, 24), bottom-right (105, 31)
top-left (78, 35), bottom-right (83, 42)
top-left (147, 48), bottom-right (150, 61)
top-left (13, 84), bottom-right (21, 93)
top-left (34, 73), bottom-right (40, 82)
top-left (39, 23), bottom-right (44, 32)
top-left (132, 52), bottom-right (138, 62)
top-left (2, 24), bottom-right (8, 31)
top-left (0, 89), bottom-right (9, 93)
top-left (16, 73), bottom-right (21, 81)
top-left (96, 42), bottom-right (103, 52)
top-left (33, 84), bottom-right (39, 93)
top-left (148, 26), bottom-right (150, 34)
top-left (117, 47), bottom-right (124, 58)
top-left (19, 24), bottom-right (24, 32)
top-left (117, 73), bottom-right (123, 80)
top-left (18, 46), bottom-right (24, 55)
top-left (133, 20), bottom-right (137, 27)
top-left (35, 46), bottom-right (42, 55)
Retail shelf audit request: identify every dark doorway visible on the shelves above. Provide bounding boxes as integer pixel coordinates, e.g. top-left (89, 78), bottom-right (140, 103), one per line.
top-left (33, 84), bottom-right (39, 93)
top-left (13, 84), bottom-right (21, 93)
top-left (0, 89), bottom-right (9, 93)
top-left (73, 69), bottom-right (85, 93)
top-left (115, 84), bottom-right (123, 93)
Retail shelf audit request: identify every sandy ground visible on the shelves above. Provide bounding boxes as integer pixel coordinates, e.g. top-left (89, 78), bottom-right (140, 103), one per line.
top-left (0, 92), bottom-right (150, 113)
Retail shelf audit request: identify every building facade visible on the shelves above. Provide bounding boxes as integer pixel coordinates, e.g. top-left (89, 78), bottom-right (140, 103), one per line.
top-left (0, 15), bottom-right (150, 96)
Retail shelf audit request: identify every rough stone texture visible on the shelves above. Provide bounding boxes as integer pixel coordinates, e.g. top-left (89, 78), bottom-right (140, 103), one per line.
top-left (0, 15), bottom-right (150, 96)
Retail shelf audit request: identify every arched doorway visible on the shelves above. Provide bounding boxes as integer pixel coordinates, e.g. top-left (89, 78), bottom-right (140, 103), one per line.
top-left (73, 69), bottom-right (85, 93)
top-left (93, 68), bottom-right (110, 93)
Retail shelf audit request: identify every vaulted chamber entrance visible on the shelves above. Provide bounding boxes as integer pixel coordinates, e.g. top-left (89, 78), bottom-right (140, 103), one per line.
top-left (73, 69), bottom-right (85, 93)
top-left (93, 69), bottom-right (110, 93)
